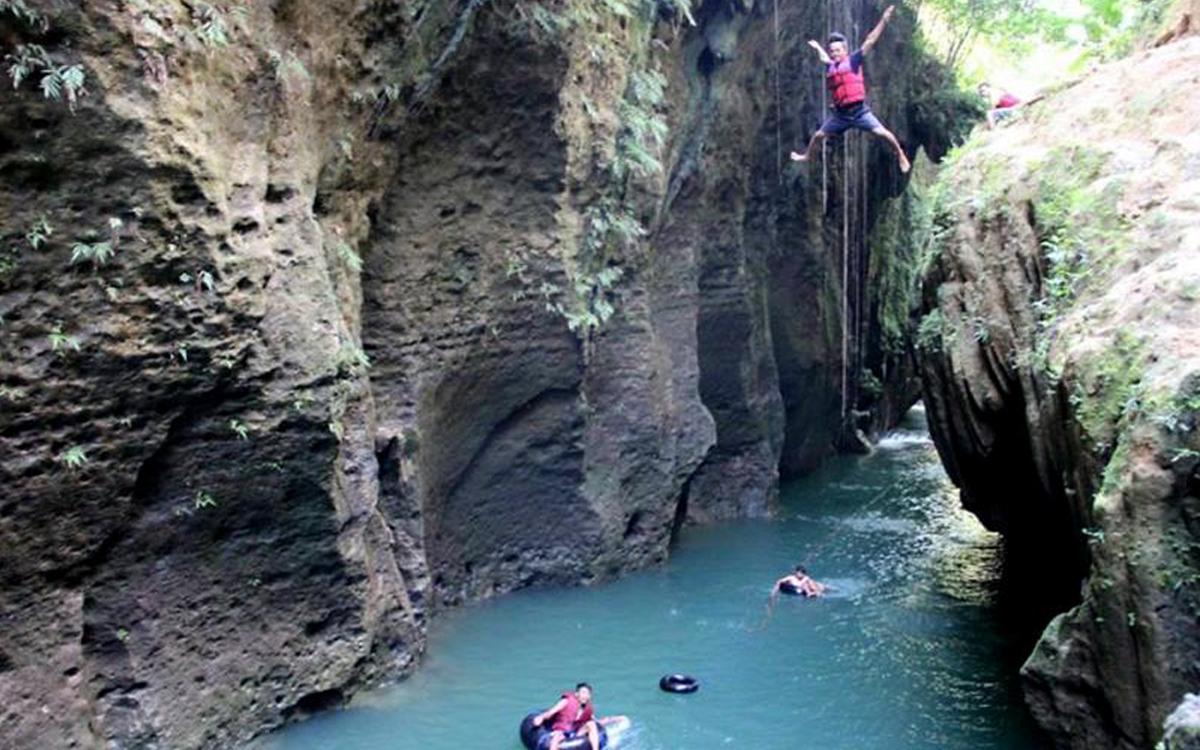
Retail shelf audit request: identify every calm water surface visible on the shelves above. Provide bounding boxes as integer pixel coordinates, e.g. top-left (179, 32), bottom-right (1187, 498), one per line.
top-left (258, 408), bottom-right (1048, 750)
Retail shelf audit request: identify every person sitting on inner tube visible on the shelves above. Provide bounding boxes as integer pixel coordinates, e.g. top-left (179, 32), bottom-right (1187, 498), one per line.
top-left (772, 565), bottom-right (827, 598)
top-left (532, 682), bottom-right (610, 750)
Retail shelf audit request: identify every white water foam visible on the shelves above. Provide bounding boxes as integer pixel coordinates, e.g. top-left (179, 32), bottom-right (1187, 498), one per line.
top-left (876, 430), bottom-right (933, 450)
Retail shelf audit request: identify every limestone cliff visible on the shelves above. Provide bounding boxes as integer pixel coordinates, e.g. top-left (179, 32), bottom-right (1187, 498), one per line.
top-left (916, 35), bottom-right (1200, 750)
top-left (0, 1), bottom-right (953, 747)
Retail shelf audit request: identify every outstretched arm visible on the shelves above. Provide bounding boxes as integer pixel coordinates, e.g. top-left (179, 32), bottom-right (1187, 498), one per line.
top-left (861, 5), bottom-right (896, 54)
top-left (807, 39), bottom-right (832, 64)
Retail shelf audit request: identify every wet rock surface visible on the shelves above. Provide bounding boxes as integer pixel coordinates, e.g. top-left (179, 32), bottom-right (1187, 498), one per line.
top-left (1, 1), bottom-right (949, 747)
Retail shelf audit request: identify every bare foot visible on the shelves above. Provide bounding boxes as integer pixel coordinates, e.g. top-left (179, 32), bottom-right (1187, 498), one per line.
top-left (899, 152), bottom-right (911, 174)
top-left (789, 150), bottom-right (808, 163)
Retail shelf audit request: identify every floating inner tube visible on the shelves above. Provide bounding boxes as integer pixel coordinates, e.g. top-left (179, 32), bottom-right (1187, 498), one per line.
top-left (779, 580), bottom-right (803, 596)
top-left (520, 713), bottom-right (610, 750)
top-left (659, 674), bottom-right (699, 694)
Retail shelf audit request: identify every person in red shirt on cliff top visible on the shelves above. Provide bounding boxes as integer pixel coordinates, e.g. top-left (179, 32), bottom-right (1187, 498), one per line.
top-left (978, 82), bottom-right (1022, 129)
top-left (790, 4), bottom-right (912, 174)
top-left (532, 683), bottom-right (606, 750)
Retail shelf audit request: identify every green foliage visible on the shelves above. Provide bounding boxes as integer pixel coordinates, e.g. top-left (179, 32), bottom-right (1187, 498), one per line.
top-left (1082, 527), bottom-right (1106, 545)
top-left (49, 323), bottom-right (80, 354)
top-left (0, 0), bottom-right (47, 30)
top-left (267, 49), bottom-right (310, 82)
top-left (869, 174), bottom-right (934, 354)
top-left (58, 445), bottom-right (88, 469)
top-left (969, 315), bottom-right (991, 344)
top-left (1062, 0), bottom-right (1174, 61)
top-left (561, 266), bottom-right (624, 333)
top-left (26, 215), bottom-right (52, 249)
top-left (335, 241), bottom-right (363, 273)
top-left (916, 310), bottom-right (945, 352)
top-left (191, 3), bottom-right (245, 48)
top-left (71, 241), bottom-right (115, 267)
top-left (1030, 147), bottom-right (1124, 321)
top-left (332, 343), bottom-right (370, 377)
top-left (614, 69), bottom-right (667, 179)
top-left (907, 71), bottom-right (985, 159)
top-left (921, 0), bottom-right (1174, 71)
top-left (1072, 329), bottom-right (1146, 450)
top-left (229, 419), bottom-right (249, 440)
top-left (5, 44), bottom-right (86, 110)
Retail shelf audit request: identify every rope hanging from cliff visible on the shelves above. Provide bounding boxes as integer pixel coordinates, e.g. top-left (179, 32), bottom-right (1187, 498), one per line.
top-left (841, 138), bottom-right (850, 425)
top-left (821, 0), bottom-right (830, 213)
top-left (774, 0), bottom-right (783, 186)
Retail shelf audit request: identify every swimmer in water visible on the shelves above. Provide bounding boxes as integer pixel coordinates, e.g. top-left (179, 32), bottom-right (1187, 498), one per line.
top-left (772, 565), bottom-right (827, 598)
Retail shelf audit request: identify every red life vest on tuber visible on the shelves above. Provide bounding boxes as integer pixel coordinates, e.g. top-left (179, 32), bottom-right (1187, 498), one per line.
top-left (551, 692), bottom-right (594, 733)
top-left (827, 57), bottom-right (867, 108)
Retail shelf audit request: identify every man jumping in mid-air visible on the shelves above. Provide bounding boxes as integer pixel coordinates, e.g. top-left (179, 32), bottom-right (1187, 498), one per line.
top-left (790, 5), bottom-right (911, 174)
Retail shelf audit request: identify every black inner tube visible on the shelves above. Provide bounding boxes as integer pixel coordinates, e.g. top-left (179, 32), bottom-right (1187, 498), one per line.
top-left (520, 712), bottom-right (609, 750)
top-left (659, 674), bottom-right (699, 694)
top-left (779, 580), bottom-right (803, 596)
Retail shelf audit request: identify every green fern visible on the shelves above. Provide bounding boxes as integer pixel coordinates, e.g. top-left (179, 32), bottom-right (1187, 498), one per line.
top-left (229, 419), bottom-right (250, 440)
top-left (6, 44), bottom-right (87, 110)
top-left (49, 323), bottom-right (81, 354)
top-left (70, 241), bottom-right (114, 267)
top-left (26, 215), bottom-right (52, 249)
top-left (59, 445), bottom-right (88, 469)
top-left (0, 0), bottom-right (47, 30)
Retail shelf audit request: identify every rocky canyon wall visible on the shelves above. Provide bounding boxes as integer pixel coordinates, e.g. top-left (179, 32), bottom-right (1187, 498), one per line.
top-left (0, 1), bottom-right (954, 747)
top-left (915, 34), bottom-right (1200, 750)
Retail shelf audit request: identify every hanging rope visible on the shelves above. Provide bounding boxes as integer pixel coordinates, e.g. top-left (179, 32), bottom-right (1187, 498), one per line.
top-left (821, 0), bottom-right (829, 214)
top-left (773, 0), bottom-right (783, 186)
top-left (859, 130), bottom-right (869, 384)
top-left (841, 137), bottom-right (849, 426)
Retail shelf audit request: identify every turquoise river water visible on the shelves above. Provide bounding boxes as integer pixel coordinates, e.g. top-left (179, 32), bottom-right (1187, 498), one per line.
top-left (258, 409), bottom-right (1049, 750)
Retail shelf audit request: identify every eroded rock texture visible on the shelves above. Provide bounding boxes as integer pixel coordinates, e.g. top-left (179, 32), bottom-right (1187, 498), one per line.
top-left (916, 36), bottom-right (1200, 750)
top-left (0, 1), bottom-right (949, 746)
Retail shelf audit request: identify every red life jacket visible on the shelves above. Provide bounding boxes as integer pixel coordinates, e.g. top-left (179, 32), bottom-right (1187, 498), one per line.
top-left (551, 692), bottom-right (594, 733)
top-left (827, 58), bottom-right (867, 108)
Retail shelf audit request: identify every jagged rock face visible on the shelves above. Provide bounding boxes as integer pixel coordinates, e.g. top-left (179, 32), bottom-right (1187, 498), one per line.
top-left (915, 37), bottom-right (1200, 750)
top-left (0, 1), bottom-right (946, 747)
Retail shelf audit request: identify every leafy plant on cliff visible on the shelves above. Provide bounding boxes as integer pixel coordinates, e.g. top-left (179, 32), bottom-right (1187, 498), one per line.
top-left (267, 49), bottom-right (310, 83)
top-left (70, 217), bottom-right (124, 270)
top-left (0, 0), bottom-right (47, 30)
top-left (58, 446), bottom-right (89, 469)
top-left (916, 310), bottom-right (945, 352)
top-left (229, 419), bottom-right (250, 441)
top-left (48, 323), bottom-right (80, 354)
top-left (1071, 329), bottom-right (1147, 451)
top-left (614, 69), bottom-right (667, 179)
top-left (5, 43), bottom-right (86, 111)
top-left (335, 241), bottom-right (363, 273)
top-left (26, 215), bottom-right (52, 250)
top-left (332, 343), bottom-right (370, 378)
top-left (190, 3), bottom-right (245, 48)
top-left (70, 241), bottom-right (115, 268)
